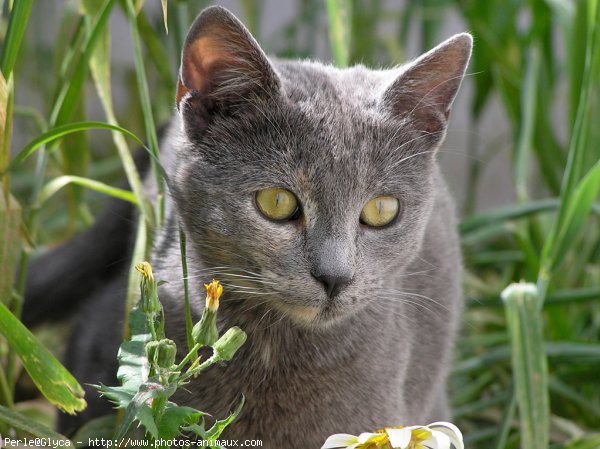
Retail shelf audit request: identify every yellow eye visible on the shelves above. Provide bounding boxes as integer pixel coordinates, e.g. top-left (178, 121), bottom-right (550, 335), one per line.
top-left (360, 196), bottom-right (400, 227)
top-left (256, 188), bottom-right (300, 221)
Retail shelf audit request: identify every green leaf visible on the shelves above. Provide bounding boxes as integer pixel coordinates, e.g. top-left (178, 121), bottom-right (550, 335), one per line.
top-left (158, 403), bottom-right (206, 442)
top-left (118, 306), bottom-right (152, 393)
top-left (0, 405), bottom-right (73, 445)
top-left (3, 121), bottom-right (144, 175)
top-left (0, 302), bottom-right (86, 414)
top-left (0, 194), bottom-right (21, 303)
top-left (204, 396), bottom-right (245, 440)
top-left (97, 305), bottom-right (152, 408)
top-left (96, 383), bottom-right (135, 409)
top-left (37, 175), bottom-right (139, 208)
top-left (114, 382), bottom-right (174, 440)
top-left (501, 283), bottom-right (549, 449)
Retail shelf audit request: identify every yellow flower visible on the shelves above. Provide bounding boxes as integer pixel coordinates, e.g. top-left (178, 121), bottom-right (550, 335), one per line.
top-left (135, 261), bottom-right (154, 282)
top-left (204, 279), bottom-right (223, 312)
top-left (192, 279), bottom-right (224, 347)
top-left (321, 422), bottom-right (463, 449)
top-left (135, 261), bottom-right (160, 315)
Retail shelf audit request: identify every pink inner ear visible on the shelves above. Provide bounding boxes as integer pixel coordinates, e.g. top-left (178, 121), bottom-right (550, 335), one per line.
top-left (181, 38), bottom-right (231, 94)
top-left (177, 35), bottom-right (234, 107)
top-left (175, 7), bottom-right (280, 110)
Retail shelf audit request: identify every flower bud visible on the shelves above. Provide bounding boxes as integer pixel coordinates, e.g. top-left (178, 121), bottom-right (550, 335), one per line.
top-left (213, 327), bottom-right (247, 361)
top-left (146, 339), bottom-right (177, 369)
top-left (145, 340), bottom-right (160, 362)
top-left (192, 308), bottom-right (218, 347)
top-left (156, 339), bottom-right (177, 368)
top-left (135, 261), bottom-right (161, 315)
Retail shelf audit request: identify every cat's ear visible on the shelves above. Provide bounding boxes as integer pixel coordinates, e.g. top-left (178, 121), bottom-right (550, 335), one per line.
top-left (382, 33), bottom-right (472, 137)
top-left (176, 6), bottom-right (280, 113)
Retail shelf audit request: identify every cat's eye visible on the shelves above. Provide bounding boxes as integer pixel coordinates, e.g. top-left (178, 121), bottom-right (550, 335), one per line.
top-left (360, 196), bottom-right (400, 227)
top-left (255, 188), bottom-right (300, 221)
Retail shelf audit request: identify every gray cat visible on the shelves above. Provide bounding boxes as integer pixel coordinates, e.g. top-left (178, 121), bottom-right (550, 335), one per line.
top-left (25, 6), bottom-right (471, 448)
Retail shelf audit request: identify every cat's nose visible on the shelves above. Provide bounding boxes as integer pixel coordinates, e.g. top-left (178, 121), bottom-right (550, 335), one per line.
top-left (312, 273), bottom-right (352, 298)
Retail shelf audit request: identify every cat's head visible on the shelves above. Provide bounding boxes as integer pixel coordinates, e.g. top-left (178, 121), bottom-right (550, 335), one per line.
top-left (170, 6), bottom-right (471, 327)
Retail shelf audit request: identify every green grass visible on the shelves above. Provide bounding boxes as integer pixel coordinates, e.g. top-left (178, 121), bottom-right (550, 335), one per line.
top-left (1, 1), bottom-right (600, 448)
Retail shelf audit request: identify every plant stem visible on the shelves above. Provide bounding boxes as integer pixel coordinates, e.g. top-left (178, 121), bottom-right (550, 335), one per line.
top-left (175, 343), bottom-right (201, 372)
top-left (179, 228), bottom-right (195, 354)
top-left (179, 355), bottom-right (219, 383)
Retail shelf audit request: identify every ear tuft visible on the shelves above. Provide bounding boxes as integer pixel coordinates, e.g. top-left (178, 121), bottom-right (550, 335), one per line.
top-left (383, 33), bottom-right (472, 136)
top-left (176, 6), bottom-right (279, 111)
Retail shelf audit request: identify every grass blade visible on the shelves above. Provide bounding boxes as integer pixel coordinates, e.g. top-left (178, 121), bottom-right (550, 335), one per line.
top-left (460, 198), bottom-right (559, 234)
top-left (0, 302), bottom-right (86, 414)
top-left (325, 0), bottom-right (352, 67)
top-left (37, 175), bottom-right (139, 208)
top-left (137, 10), bottom-right (175, 92)
top-left (550, 159), bottom-right (600, 273)
top-left (492, 390), bottom-right (516, 449)
top-left (0, 0), bottom-right (34, 75)
top-left (83, 1), bottom-right (153, 226)
top-left (538, 1), bottom-right (600, 295)
top-left (241, 0), bottom-right (262, 38)
top-left (124, 0), bottom-right (164, 225)
top-left (453, 342), bottom-right (600, 374)
top-left (514, 45), bottom-right (540, 203)
top-left (4, 121), bottom-right (144, 174)
top-left (161, 0), bottom-right (168, 33)
top-left (0, 194), bottom-right (20, 305)
top-left (52, 0), bottom-right (116, 127)
top-left (0, 405), bottom-right (73, 444)
top-left (501, 283), bottom-right (549, 449)
top-left (1, 60), bottom-right (13, 195)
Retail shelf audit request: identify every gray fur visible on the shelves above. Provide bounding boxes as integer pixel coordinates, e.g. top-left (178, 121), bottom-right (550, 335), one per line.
top-left (30, 6), bottom-right (471, 446)
top-left (152, 6), bottom-right (470, 447)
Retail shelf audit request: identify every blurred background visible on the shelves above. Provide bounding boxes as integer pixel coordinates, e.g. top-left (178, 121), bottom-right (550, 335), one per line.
top-left (2, 1), bottom-right (600, 448)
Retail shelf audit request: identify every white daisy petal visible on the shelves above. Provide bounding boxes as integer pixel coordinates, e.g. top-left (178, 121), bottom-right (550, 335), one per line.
top-left (427, 422), bottom-right (464, 449)
top-left (321, 434), bottom-right (359, 448)
top-left (386, 428), bottom-right (413, 448)
top-left (357, 432), bottom-right (385, 444)
top-left (423, 429), bottom-right (451, 449)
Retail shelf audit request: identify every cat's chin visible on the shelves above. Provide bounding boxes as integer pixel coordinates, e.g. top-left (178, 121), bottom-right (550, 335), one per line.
top-left (269, 299), bottom-right (358, 329)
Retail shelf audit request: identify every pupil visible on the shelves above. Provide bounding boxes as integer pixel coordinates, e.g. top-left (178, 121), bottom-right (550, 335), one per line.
top-left (275, 193), bottom-right (281, 207)
top-left (376, 200), bottom-right (382, 215)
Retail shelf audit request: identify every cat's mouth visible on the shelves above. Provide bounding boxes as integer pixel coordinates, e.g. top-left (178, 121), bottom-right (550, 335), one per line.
top-left (267, 292), bottom-right (356, 328)
top-left (272, 301), bottom-right (321, 324)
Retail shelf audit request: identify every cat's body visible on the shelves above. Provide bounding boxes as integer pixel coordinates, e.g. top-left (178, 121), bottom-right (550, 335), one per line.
top-left (24, 7), bottom-right (471, 448)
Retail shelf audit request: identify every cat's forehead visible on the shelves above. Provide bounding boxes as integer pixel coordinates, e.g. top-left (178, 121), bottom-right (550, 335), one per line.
top-left (276, 61), bottom-right (389, 119)
top-left (269, 61), bottom-right (401, 161)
